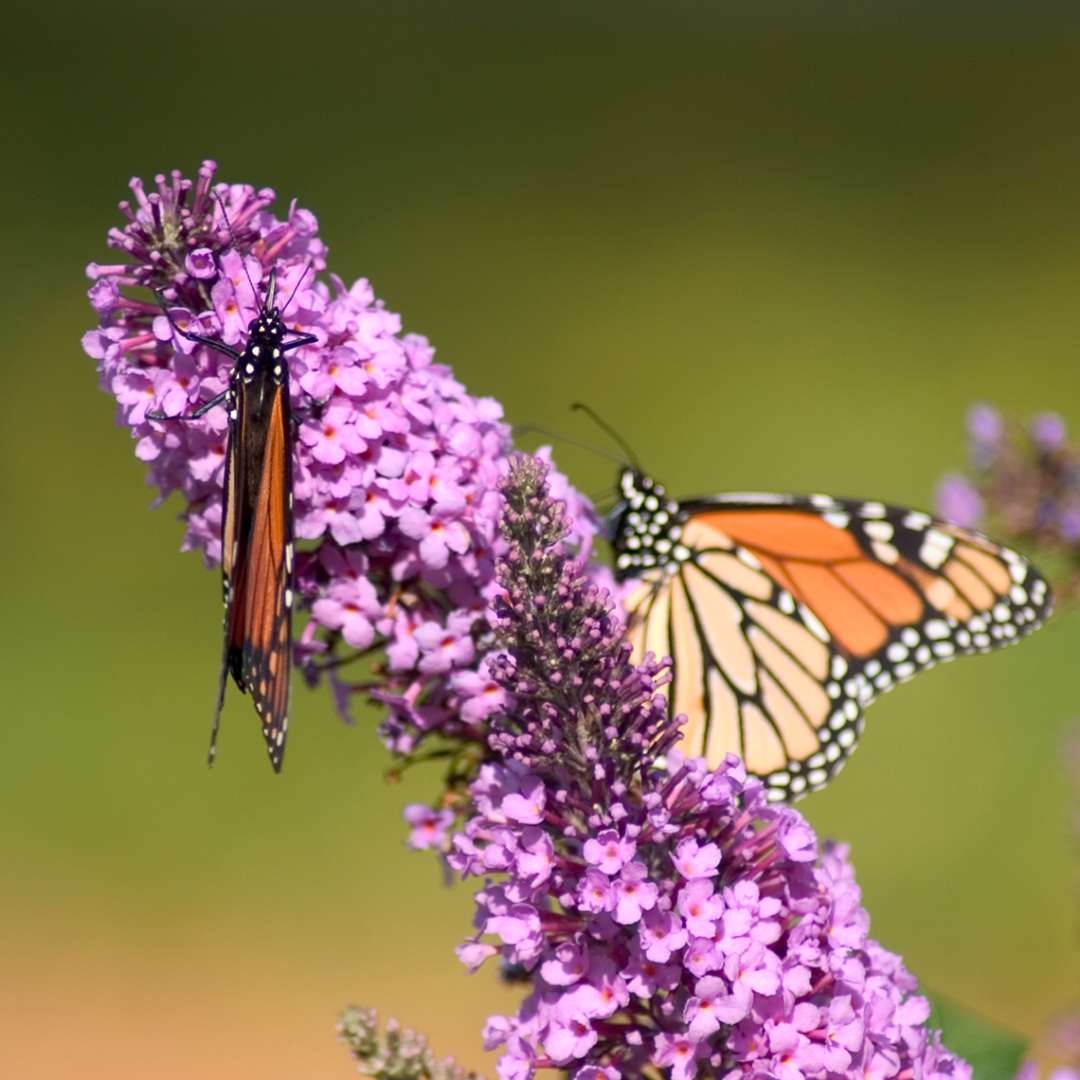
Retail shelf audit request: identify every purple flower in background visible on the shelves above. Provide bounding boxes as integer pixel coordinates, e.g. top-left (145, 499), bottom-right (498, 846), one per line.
top-left (934, 473), bottom-right (984, 529)
top-left (938, 403), bottom-right (1080, 599)
top-left (83, 162), bottom-right (599, 762)
top-left (967, 402), bottom-right (1003, 463)
top-left (449, 457), bottom-right (970, 1080)
top-left (1031, 412), bottom-right (1068, 453)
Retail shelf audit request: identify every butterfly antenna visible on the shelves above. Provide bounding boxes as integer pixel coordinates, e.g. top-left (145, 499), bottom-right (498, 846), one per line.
top-left (280, 260), bottom-right (312, 318)
top-left (213, 190), bottom-right (262, 308)
top-left (513, 422), bottom-right (627, 466)
top-left (570, 403), bottom-right (643, 471)
top-left (588, 485), bottom-right (621, 515)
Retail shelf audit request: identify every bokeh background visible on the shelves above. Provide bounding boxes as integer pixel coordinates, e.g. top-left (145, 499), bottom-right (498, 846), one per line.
top-left (3, 4), bottom-right (1079, 1077)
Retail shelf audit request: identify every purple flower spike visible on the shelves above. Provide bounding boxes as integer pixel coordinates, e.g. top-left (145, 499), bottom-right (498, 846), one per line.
top-left (450, 457), bottom-right (970, 1080)
top-left (84, 163), bottom-right (599, 759)
top-left (937, 403), bottom-right (1080, 597)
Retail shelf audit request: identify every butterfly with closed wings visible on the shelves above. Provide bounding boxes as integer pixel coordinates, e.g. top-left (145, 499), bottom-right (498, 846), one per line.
top-left (149, 265), bottom-right (317, 772)
top-left (599, 444), bottom-right (1052, 802)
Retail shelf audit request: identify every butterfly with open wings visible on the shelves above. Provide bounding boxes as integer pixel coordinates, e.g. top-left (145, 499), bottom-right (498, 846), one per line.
top-left (606, 463), bottom-right (1052, 802)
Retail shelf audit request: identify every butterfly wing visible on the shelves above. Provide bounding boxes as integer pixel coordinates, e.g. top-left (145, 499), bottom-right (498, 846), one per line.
top-left (625, 492), bottom-right (1052, 800)
top-left (209, 375), bottom-right (244, 767)
top-left (213, 371), bottom-right (294, 772)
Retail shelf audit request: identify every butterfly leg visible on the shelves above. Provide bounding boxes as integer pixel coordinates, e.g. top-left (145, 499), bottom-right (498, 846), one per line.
top-left (281, 330), bottom-right (325, 422)
top-left (281, 332), bottom-right (319, 352)
top-left (147, 388), bottom-right (231, 422)
top-left (291, 388), bottom-right (331, 425)
top-left (153, 288), bottom-right (242, 362)
top-left (207, 653), bottom-right (230, 768)
top-left (286, 336), bottom-right (330, 422)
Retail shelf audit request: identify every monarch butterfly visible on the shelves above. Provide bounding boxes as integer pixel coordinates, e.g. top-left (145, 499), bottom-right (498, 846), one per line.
top-left (597, 433), bottom-right (1053, 802)
top-left (149, 266), bottom-right (317, 772)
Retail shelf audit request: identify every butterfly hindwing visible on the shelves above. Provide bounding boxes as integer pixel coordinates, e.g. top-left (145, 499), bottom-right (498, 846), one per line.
top-left (211, 370), bottom-right (245, 762)
top-left (617, 480), bottom-right (1052, 801)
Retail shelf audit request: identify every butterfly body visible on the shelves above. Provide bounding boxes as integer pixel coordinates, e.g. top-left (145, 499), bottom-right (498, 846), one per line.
top-left (611, 468), bottom-right (1052, 800)
top-left (151, 271), bottom-right (316, 771)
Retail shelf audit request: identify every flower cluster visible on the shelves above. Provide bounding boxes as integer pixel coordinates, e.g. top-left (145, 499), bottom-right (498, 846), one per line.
top-left (339, 1006), bottom-right (484, 1080)
top-left (82, 162), bottom-right (598, 753)
top-left (935, 404), bottom-right (1080, 598)
top-left (448, 457), bottom-right (968, 1080)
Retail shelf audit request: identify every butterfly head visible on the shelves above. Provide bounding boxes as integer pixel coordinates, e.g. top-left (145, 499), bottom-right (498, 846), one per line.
top-left (607, 468), bottom-right (687, 580)
top-left (241, 304), bottom-right (286, 374)
top-left (246, 305), bottom-right (284, 342)
top-left (237, 271), bottom-right (289, 378)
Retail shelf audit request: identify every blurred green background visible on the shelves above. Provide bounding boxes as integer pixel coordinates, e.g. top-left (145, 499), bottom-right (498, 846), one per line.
top-left (3, 3), bottom-right (1079, 1077)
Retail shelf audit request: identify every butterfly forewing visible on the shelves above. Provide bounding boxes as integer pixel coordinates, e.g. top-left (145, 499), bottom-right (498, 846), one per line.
top-left (616, 477), bottom-right (1052, 802)
top-left (214, 364), bottom-right (294, 772)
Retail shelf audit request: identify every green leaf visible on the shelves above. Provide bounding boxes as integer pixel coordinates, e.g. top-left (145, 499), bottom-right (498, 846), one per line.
top-left (927, 992), bottom-right (1028, 1080)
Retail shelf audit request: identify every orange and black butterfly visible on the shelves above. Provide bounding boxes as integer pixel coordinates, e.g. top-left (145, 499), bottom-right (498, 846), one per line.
top-left (608, 463), bottom-right (1052, 802)
top-left (149, 269), bottom-right (317, 771)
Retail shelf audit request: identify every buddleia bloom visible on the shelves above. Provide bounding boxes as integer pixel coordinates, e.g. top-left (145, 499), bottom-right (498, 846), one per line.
top-left (936, 404), bottom-right (1080, 598)
top-left (449, 455), bottom-right (970, 1080)
top-left (83, 161), bottom-right (598, 756)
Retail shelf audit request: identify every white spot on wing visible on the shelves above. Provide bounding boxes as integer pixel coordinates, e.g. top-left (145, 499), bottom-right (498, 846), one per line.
top-left (799, 605), bottom-right (829, 643)
top-left (864, 521), bottom-right (894, 542)
top-left (871, 541), bottom-right (899, 565)
top-left (919, 529), bottom-right (954, 569)
top-left (903, 511), bottom-right (931, 530)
